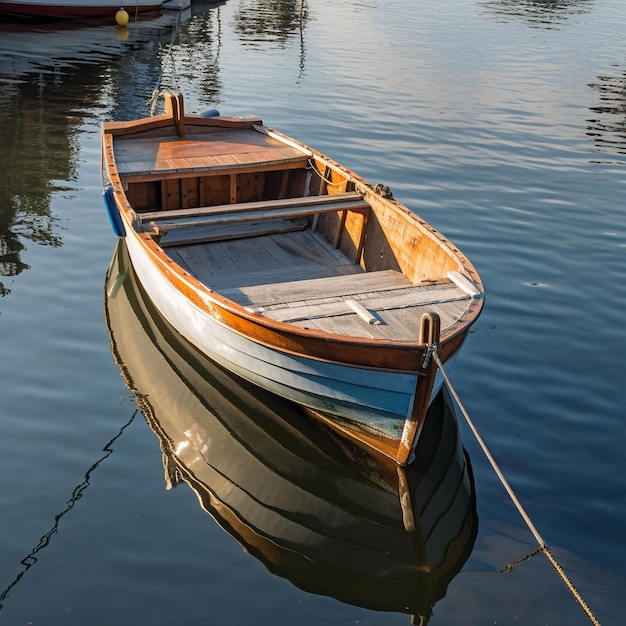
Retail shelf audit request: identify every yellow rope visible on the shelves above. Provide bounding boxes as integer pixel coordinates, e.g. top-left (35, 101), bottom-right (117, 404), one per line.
top-left (432, 349), bottom-right (601, 626)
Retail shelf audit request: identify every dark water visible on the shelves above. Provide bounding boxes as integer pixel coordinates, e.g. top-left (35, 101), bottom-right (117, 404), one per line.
top-left (1, 1), bottom-right (625, 624)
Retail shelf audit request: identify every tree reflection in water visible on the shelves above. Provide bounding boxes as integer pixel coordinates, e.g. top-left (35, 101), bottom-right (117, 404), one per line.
top-left (0, 83), bottom-right (66, 296)
top-left (480, 0), bottom-right (592, 28)
top-left (587, 70), bottom-right (626, 158)
top-left (0, 14), bottom-right (195, 297)
top-left (233, 0), bottom-right (309, 46)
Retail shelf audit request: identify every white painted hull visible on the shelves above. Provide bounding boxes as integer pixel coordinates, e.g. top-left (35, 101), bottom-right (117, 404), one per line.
top-left (124, 232), bottom-right (447, 443)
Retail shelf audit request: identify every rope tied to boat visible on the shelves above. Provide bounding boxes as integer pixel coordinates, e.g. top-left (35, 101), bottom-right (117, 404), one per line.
top-left (431, 347), bottom-right (601, 626)
top-left (149, 9), bottom-right (184, 116)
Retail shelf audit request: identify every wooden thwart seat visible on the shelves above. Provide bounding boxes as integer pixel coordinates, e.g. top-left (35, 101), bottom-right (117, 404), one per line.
top-left (147, 192), bottom-right (371, 258)
top-left (142, 192), bottom-right (369, 232)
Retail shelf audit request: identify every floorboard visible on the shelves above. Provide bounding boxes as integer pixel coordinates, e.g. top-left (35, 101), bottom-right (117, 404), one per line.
top-left (163, 227), bottom-right (472, 339)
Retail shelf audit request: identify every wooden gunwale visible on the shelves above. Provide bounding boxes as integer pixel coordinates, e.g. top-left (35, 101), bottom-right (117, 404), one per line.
top-left (102, 114), bottom-right (264, 137)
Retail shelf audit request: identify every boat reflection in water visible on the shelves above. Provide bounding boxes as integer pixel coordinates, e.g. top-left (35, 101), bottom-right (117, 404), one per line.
top-left (104, 239), bottom-right (478, 624)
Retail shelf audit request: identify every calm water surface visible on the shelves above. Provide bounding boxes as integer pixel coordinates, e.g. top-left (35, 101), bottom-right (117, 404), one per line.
top-left (1, 1), bottom-right (625, 624)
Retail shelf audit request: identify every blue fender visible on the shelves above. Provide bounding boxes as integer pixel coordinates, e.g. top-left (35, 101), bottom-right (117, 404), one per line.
top-left (103, 186), bottom-right (125, 237)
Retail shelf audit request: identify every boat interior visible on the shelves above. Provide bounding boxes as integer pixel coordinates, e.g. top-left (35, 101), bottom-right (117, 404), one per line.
top-left (110, 113), bottom-right (478, 340)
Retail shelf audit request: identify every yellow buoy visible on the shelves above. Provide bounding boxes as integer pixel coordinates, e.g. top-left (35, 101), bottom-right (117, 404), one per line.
top-left (115, 7), bottom-right (130, 26)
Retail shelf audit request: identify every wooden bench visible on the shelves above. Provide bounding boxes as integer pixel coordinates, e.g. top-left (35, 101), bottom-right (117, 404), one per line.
top-left (146, 192), bottom-right (371, 258)
top-left (142, 192), bottom-right (369, 230)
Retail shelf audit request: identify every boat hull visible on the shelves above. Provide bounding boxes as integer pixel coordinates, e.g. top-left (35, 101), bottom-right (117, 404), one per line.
top-left (0, 0), bottom-right (162, 18)
top-left (124, 231), bottom-right (448, 446)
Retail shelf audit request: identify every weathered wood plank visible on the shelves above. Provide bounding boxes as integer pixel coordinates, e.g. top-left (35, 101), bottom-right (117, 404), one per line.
top-left (164, 228), bottom-right (357, 283)
top-left (157, 198), bottom-right (368, 230)
top-left (262, 282), bottom-right (467, 323)
top-left (430, 299), bottom-right (472, 328)
top-left (140, 192), bottom-right (366, 223)
top-left (220, 269), bottom-right (410, 307)
top-left (209, 264), bottom-right (358, 292)
top-left (158, 219), bottom-right (307, 247)
top-left (308, 314), bottom-right (379, 339)
top-left (377, 307), bottom-right (421, 339)
top-left (268, 229), bottom-right (349, 267)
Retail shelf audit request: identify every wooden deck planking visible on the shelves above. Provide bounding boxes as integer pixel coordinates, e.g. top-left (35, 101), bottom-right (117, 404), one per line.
top-left (247, 231), bottom-right (320, 270)
top-left (429, 299), bottom-right (471, 328)
top-left (282, 296), bottom-right (469, 341)
top-left (268, 230), bottom-right (350, 268)
top-left (216, 230), bottom-right (351, 278)
top-left (257, 281), bottom-right (470, 340)
top-left (210, 264), bottom-right (358, 292)
top-left (114, 129), bottom-right (307, 178)
top-left (162, 226), bottom-right (470, 339)
top-left (261, 283), bottom-right (467, 323)
top-left (285, 305), bottom-right (442, 341)
top-left (304, 313), bottom-right (379, 339)
top-left (221, 269), bottom-right (411, 307)
top-left (166, 229), bottom-right (360, 291)
top-left (169, 243), bottom-right (226, 283)
top-left (166, 247), bottom-right (192, 274)
top-left (377, 307), bottom-right (423, 339)
top-left (218, 237), bottom-right (265, 276)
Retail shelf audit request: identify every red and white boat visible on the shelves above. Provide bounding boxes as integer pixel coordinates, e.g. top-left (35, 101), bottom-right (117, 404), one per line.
top-left (0, 0), bottom-right (163, 18)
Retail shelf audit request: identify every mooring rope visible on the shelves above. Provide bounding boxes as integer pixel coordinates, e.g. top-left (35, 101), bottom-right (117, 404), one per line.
top-left (431, 348), bottom-right (600, 626)
top-left (149, 10), bottom-right (183, 116)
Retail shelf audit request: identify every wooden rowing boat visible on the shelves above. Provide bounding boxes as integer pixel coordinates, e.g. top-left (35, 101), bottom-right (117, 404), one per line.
top-left (101, 91), bottom-right (484, 465)
top-left (104, 237), bottom-right (478, 620)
